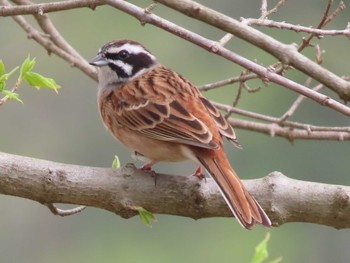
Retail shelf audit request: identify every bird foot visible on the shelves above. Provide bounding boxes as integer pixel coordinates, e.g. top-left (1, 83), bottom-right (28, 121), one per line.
top-left (141, 161), bottom-right (158, 186)
top-left (192, 166), bottom-right (206, 181)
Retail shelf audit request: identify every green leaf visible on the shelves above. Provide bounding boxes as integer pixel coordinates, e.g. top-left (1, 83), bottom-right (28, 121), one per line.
top-left (133, 206), bottom-right (157, 228)
top-left (0, 60), bottom-right (5, 76)
top-left (0, 66), bottom-right (19, 81)
top-left (251, 233), bottom-right (270, 263)
top-left (0, 66), bottom-right (19, 91)
top-left (24, 72), bottom-right (61, 93)
top-left (19, 55), bottom-right (36, 80)
top-left (1, 90), bottom-right (23, 104)
top-left (111, 155), bottom-right (121, 168)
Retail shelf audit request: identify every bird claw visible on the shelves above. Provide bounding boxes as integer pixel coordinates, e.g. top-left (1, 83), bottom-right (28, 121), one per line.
top-left (192, 166), bottom-right (206, 182)
top-left (141, 161), bottom-right (158, 186)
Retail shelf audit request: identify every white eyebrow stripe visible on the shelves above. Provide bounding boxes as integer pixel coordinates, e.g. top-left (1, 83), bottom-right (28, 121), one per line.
top-left (108, 43), bottom-right (146, 55)
top-left (121, 43), bottom-right (148, 54)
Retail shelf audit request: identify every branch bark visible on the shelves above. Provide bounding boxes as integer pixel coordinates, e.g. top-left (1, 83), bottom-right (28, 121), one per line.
top-left (0, 0), bottom-right (104, 16)
top-left (1, 151), bottom-right (349, 229)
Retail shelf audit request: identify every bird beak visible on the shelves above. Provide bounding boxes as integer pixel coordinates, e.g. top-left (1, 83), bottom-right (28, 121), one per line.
top-left (89, 54), bottom-right (108, 67)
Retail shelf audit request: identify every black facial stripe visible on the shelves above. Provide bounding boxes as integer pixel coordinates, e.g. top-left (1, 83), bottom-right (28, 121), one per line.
top-left (124, 53), bottom-right (155, 75)
top-left (108, 63), bottom-right (130, 79)
top-left (105, 52), bottom-right (119, 60)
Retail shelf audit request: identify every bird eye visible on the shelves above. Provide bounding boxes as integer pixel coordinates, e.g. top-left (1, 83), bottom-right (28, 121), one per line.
top-left (118, 50), bottom-right (130, 60)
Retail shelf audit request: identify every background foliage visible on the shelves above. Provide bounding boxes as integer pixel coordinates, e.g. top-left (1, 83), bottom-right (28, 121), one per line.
top-left (1, 0), bottom-right (349, 262)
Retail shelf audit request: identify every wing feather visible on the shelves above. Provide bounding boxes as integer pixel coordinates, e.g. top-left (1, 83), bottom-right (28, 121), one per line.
top-left (113, 97), bottom-right (218, 149)
top-left (200, 97), bottom-right (242, 148)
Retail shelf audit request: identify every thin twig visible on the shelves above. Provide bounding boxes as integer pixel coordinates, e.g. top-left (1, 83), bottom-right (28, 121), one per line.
top-left (263, 0), bottom-right (288, 18)
top-left (298, 0), bottom-right (342, 52)
top-left (45, 203), bottom-right (86, 217)
top-left (260, 0), bottom-right (268, 18)
top-left (198, 72), bottom-right (257, 91)
top-left (0, 80), bottom-right (20, 106)
top-left (279, 84), bottom-right (324, 122)
top-left (0, 0), bottom-right (105, 16)
top-left (228, 118), bottom-right (350, 141)
top-left (242, 18), bottom-right (350, 37)
top-left (212, 100), bottom-right (350, 134)
top-left (218, 33), bottom-right (234, 46)
top-left (324, 1), bottom-right (346, 26)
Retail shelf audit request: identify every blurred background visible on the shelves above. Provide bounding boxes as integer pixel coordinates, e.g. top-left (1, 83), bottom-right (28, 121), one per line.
top-left (1, 0), bottom-right (349, 262)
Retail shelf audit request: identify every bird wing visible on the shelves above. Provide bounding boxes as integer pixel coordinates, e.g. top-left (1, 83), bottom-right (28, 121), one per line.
top-left (107, 67), bottom-right (218, 149)
top-left (199, 97), bottom-right (241, 148)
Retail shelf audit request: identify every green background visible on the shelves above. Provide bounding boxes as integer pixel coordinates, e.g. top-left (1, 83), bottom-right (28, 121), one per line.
top-left (1, 0), bottom-right (349, 262)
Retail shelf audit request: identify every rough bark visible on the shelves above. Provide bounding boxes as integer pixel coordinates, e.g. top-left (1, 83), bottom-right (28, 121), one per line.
top-left (0, 151), bottom-right (349, 229)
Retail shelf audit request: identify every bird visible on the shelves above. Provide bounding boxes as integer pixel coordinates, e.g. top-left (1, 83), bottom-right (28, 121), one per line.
top-left (89, 39), bottom-right (271, 229)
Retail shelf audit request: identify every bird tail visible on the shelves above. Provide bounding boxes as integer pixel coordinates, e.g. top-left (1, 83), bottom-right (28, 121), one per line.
top-left (196, 149), bottom-right (271, 229)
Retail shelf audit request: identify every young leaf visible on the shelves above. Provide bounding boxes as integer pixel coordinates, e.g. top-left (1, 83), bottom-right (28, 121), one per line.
top-left (24, 72), bottom-right (61, 93)
top-left (0, 66), bottom-right (19, 91)
top-left (251, 233), bottom-right (270, 263)
top-left (19, 55), bottom-right (36, 80)
top-left (133, 206), bottom-right (157, 228)
top-left (0, 60), bottom-right (5, 76)
top-left (111, 155), bottom-right (121, 168)
top-left (1, 90), bottom-right (23, 104)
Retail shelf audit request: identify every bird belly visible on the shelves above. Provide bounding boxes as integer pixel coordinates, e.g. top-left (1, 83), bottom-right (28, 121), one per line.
top-left (112, 127), bottom-right (189, 162)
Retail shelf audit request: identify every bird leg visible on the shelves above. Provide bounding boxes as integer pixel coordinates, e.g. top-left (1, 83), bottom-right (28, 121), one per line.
top-left (133, 151), bottom-right (157, 174)
top-left (192, 165), bottom-right (206, 181)
top-left (141, 161), bottom-right (159, 186)
top-left (141, 161), bottom-right (157, 173)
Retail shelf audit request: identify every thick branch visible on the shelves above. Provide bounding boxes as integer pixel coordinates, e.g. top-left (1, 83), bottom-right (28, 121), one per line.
top-left (0, 151), bottom-right (349, 229)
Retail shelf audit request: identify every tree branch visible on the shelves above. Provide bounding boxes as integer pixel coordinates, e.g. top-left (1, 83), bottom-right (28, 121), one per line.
top-left (156, 0), bottom-right (350, 102)
top-left (211, 100), bottom-right (350, 141)
top-left (0, 0), bottom-right (104, 16)
top-left (0, 151), bottom-right (349, 229)
top-left (242, 18), bottom-right (350, 37)
top-left (228, 118), bottom-right (350, 141)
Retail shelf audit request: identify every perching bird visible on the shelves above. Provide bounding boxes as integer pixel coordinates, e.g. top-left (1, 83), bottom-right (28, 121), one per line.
top-left (89, 40), bottom-right (271, 229)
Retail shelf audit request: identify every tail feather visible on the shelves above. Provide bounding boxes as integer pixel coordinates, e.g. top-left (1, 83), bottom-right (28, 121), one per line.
top-left (196, 150), bottom-right (271, 229)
